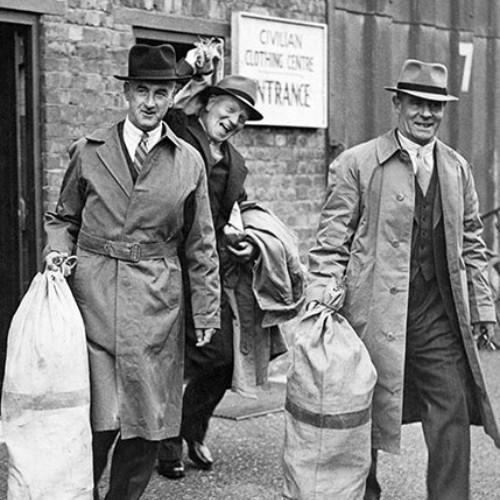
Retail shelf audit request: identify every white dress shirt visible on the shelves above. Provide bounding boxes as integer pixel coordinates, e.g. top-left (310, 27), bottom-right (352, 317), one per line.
top-left (123, 116), bottom-right (163, 161)
top-left (398, 131), bottom-right (436, 195)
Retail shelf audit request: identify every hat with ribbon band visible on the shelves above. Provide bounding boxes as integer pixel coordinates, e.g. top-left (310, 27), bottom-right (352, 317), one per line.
top-left (114, 44), bottom-right (190, 82)
top-left (203, 75), bottom-right (263, 121)
top-left (385, 59), bottom-right (458, 102)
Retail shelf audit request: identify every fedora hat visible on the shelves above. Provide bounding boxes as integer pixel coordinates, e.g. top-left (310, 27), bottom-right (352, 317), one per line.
top-left (385, 59), bottom-right (458, 102)
top-left (114, 44), bottom-right (190, 82)
top-left (204, 75), bottom-right (263, 121)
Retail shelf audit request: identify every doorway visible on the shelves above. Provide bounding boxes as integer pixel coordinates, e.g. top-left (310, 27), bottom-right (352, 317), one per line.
top-left (0, 19), bottom-right (42, 387)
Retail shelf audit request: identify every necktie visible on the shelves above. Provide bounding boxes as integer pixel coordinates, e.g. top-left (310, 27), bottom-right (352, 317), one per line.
top-left (134, 132), bottom-right (149, 174)
top-left (415, 151), bottom-right (431, 196)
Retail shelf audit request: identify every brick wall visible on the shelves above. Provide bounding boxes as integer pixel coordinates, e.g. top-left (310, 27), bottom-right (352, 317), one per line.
top-left (233, 128), bottom-right (326, 257)
top-left (41, 0), bottom-right (328, 261)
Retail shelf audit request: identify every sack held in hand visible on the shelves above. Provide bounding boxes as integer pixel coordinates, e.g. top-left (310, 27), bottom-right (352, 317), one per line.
top-left (1, 269), bottom-right (93, 499)
top-left (283, 302), bottom-right (377, 500)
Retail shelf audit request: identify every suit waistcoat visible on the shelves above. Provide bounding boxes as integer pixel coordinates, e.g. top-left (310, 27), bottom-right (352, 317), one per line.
top-left (410, 166), bottom-right (439, 282)
top-left (409, 163), bottom-right (460, 330)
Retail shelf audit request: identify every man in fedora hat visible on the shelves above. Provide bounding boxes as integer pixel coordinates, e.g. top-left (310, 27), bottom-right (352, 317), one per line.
top-left (155, 43), bottom-right (266, 479)
top-left (306, 58), bottom-right (498, 499)
top-left (44, 43), bottom-right (221, 499)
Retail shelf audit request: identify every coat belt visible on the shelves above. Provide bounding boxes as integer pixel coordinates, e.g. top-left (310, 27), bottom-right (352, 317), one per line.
top-left (78, 230), bottom-right (177, 263)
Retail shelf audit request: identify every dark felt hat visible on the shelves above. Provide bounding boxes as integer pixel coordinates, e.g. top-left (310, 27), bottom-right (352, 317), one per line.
top-left (114, 44), bottom-right (191, 82)
top-left (385, 59), bottom-right (458, 102)
top-left (203, 75), bottom-right (263, 121)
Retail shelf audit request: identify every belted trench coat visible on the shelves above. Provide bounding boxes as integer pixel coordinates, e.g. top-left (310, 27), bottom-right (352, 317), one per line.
top-left (44, 123), bottom-right (220, 441)
top-left (307, 130), bottom-right (499, 453)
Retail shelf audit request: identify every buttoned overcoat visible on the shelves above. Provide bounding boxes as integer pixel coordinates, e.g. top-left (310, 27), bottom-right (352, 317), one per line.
top-left (44, 123), bottom-right (220, 440)
top-left (307, 130), bottom-right (499, 453)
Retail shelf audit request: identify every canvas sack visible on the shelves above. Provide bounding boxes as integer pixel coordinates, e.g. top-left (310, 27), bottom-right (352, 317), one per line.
top-left (283, 291), bottom-right (377, 500)
top-left (2, 269), bottom-right (93, 499)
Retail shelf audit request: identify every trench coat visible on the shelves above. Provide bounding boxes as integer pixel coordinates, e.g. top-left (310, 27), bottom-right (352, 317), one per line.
top-left (307, 129), bottom-right (499, 453)
top-left (44, 123), bottom-right (220, 441)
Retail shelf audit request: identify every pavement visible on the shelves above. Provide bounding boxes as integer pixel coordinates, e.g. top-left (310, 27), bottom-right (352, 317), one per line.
top-left (1, 354), bottom-right (500, 499)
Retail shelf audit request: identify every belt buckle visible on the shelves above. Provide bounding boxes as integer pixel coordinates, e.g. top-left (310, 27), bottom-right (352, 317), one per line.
top-left (130, 242), bottom-right (141, 263)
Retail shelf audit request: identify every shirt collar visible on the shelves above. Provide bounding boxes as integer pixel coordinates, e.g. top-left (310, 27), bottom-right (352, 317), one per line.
top-left (397, 131), bottom-right (436, 175)
top-left (124, 117), bottom-right (163, 148)
top-left (397, 130), bottom-right (436, 158)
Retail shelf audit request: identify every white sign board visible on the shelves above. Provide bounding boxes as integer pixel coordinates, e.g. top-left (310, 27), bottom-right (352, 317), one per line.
top-left (232, 12), bottom-right (327, 128)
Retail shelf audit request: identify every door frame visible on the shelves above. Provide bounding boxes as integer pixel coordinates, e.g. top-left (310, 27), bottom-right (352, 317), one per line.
top-left (0, 9), bottom-right (43, 277)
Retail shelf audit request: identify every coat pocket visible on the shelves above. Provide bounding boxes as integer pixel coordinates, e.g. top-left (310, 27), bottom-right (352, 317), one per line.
top-left (163, 256), bottom-right (182, 309)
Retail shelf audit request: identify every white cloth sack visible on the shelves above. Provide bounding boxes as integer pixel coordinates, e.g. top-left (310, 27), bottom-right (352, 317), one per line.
top-left (1, 270), bottom-right (93, 499)
top-left (283, 301), bottom-right (377, 500)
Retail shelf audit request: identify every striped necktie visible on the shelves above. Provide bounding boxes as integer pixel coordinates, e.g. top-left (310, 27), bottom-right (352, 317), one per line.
top-left (134, 132), bottom-right (149, 174)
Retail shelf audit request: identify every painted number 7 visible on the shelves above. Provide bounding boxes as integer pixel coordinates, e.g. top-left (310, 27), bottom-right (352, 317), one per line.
top-left (459, 42), bottom-right (473, 93)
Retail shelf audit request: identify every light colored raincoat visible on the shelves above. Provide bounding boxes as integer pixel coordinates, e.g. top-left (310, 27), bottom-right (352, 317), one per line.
top-left (307, 130), bottom-right (499, 453)
top-left (45, 123), bottom-right (220, 440)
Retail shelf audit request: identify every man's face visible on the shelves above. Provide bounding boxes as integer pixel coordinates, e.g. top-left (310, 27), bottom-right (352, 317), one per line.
top-left (393, 93), bottom-right (446, 145)
top-left (124, 80), bottom-right (175, 131)
top-left (201, 95), bottom-right (249, 144)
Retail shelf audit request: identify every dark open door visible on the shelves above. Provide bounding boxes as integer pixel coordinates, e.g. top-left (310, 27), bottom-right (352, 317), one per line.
top-left (0, 17), bottom-right (42, 389)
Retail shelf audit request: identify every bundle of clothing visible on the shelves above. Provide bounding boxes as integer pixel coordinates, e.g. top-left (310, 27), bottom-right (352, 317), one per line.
top-left (225, 201), bottom-right (306, 397)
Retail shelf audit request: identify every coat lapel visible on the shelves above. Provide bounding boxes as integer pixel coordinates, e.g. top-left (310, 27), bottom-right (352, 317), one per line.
top-left (222, 143), bottom-right (248, 217)
top-left (92, 125), bottom-right (134, 198)
top-left (435, 141), bottom-right (461, 235)
top-left (185, 116), bottom-right (217, 173)
top-left (432, 177), bottom-right (443, 227)
top-left (185, 116), bottom-right (248, 218)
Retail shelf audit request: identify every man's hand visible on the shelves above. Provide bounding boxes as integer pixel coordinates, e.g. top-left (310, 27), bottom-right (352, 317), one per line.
top-left (195, 328), bottom-right (217, 347)
top-left (45, 250), bottom-right (73, 276)
top-left (184, 47), bottom-right (211, 73)
top-left (305, 300), bottom-right (320, 311)
top-left (226, 240), bottom-right (256, 263)
top-left (184, 38), bottom-right (221, 76)
top-left (472, 322), bottom-right (497, 350)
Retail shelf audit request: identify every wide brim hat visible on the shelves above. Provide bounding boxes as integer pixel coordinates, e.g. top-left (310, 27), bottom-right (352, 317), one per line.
top-left (114, 44), bottom-right (191, 82)
top-left (385, 59), bottom-right (458, 102)
top-left (203, 75), bottom-right (263, 121)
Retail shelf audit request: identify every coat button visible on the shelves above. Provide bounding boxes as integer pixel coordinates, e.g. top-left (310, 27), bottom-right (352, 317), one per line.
top-left (390, 287), bottom-right (398, 294)
top-left (386, 331), bottom-right (395, 341)
top-left (392, 240), bottom-right (399, 248)
top-left (397, 193), bottom-right (405, 201)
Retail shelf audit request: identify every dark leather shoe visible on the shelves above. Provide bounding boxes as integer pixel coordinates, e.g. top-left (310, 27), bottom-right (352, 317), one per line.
top-left (157, 459), bottom-right (185, 479)
top-left (187, 441), bottom-right (213, 470)
top-left (364, 489), bottom-right (381, 500)
top-left (364, 448), bottom-right (381, 500)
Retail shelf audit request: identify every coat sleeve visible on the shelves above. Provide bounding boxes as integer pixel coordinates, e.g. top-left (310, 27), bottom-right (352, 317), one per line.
top-left (307, 150), bottom-right (362, 303)
top-left (44, 139), bottom-right (86, 256)
top-left (184, 158), bottom-right (221, 329)
top-left (461, 162), bottom-right (496, 323)
top-left (172, 70), bottom-right (211, 116)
